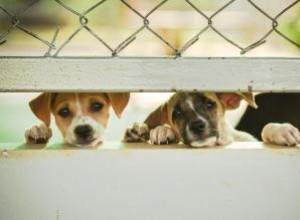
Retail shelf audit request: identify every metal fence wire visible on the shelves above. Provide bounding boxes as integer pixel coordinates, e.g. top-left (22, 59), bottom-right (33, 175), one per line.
top-left (0, 0), bottom-right (300, 57)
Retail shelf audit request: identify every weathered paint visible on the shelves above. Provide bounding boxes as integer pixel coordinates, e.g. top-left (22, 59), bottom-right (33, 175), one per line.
top-left (0, 142), bottom-right (300, 220)
top-left (0, 57), bottom-right (300, 92)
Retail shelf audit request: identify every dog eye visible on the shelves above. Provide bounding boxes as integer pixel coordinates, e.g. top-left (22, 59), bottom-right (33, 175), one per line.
top-left (58, 107), bottom-right (70, 118)
top-left (205, 101), bottom-right (215, 110)
top-left (91, 102), bottom-right (103, 112)
top-left (172, 107), bottom-right (182, 119)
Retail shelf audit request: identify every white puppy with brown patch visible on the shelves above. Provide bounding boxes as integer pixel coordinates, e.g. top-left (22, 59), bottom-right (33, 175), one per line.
top-left (124, 92), bottom-right (300, 147)
top-left (25, 93), bottom-right (129, 147)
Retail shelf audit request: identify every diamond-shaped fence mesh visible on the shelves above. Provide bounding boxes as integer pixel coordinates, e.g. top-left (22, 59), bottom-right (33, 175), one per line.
top-left (0, 0), bottom-right (299, 57)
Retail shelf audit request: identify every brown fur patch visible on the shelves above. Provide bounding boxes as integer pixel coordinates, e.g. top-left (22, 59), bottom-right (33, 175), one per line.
top-left (52, 93), bottom-right (110, 138)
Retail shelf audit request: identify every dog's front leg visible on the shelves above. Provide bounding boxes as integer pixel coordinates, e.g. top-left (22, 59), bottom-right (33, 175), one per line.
top-left (149, 125), bottom-right (178, 145)
top-left (262, 123), bottom-right (300, 146)
top-left (25, 123), bottom-right (52, 144)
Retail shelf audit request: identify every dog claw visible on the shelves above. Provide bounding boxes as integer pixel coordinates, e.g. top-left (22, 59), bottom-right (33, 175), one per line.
top-left (150, 125), bottom-right (177, 145)
top-left (262, 123), bottom-right (300, 146)
top-left (25, 124), bottom-right (52, 145)
top-left (123, 123), bottom-right (150, 143)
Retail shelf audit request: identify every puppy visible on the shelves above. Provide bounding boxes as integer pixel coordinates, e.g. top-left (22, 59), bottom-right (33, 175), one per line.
top-left (25, 93), bottom-right (129, 147)
top-left (124, 92), bottom-right (300, 147)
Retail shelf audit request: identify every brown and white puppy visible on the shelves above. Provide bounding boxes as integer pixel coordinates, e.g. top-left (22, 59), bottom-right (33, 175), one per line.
top-left (124, 92), bottom-right (300, 147)
top-left (25, 93), bottom-right (130, 147)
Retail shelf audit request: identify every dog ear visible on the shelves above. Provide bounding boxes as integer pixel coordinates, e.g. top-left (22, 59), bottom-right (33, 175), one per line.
top-left (218, 92), bottom-right (257, 110)
top-left (144, 102), bottom-right (169, 129)
top-left (29, 93), bottom-right (55, 127)
top-left (107, 93), bottom-right (130, 118)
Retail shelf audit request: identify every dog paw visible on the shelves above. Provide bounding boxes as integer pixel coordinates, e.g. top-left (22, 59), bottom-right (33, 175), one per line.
top-left (262, 123), bottom-right (300, 146)
top-left (123, 123), bottom-right (150, 143)
top-left (25, 124), bottom-right (52, 144)
top-left (150, 125), bottom-right (177, 145)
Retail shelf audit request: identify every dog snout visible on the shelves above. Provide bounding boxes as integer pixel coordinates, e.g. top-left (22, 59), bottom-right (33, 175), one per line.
top-left (190, 120), bottom-right (206, 134)
top-left (74, 125), bottom-right (93, 140)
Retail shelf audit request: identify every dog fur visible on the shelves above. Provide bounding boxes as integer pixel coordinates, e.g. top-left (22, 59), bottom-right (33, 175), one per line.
top-left (25, 92), bottom-right (129, 147)
top-left (124, 92), bottom-right (300, 147)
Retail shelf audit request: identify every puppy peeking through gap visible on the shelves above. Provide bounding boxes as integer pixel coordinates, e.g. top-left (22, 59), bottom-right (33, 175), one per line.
top-left (124, 92), bottom-right (300, 147)
top-left (25, 93), bottom-right (130, 147)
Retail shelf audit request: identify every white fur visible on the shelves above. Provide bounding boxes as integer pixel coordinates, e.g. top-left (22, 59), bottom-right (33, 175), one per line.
top-left (64, 94), bottom-right (105, 147)
top-left (190, 136), bottom-right (218, 148)
top-left (186, 98), bottom-right (208, 125)
top-left (149, 125), bottom-right (176, 144)
top-left (186, 125), bottom-right (218, 148)
top-left (185, 125), bottom-right (195, 143)
top-left (262, 123), bottom-right (300, 146)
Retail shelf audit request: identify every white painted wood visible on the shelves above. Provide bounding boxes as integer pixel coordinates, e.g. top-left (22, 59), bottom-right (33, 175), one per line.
top-left (0, 57), bottom-right (299, 92)
top-left (0, 142), bottom-right (300, 220)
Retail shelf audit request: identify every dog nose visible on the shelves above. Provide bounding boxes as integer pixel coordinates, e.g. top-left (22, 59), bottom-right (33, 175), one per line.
top-left (190, 120), bottom-right (206, 134)
top-left (74, 125), bottom-right (93, 140)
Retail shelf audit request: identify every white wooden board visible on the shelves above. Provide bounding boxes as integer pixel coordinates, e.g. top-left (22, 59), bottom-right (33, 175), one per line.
top-left (0, 57), bottom-right (300, 92)
top-left (0, 142), bottom-right (300, 220)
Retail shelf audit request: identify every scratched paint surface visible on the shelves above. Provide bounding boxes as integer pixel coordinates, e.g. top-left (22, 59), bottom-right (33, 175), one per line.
top-left (0, 144), bottom-right (300, 220)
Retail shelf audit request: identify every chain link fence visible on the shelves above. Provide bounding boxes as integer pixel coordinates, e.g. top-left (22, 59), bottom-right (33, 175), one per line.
top-left (0, 0), bottom-right (300, 57)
